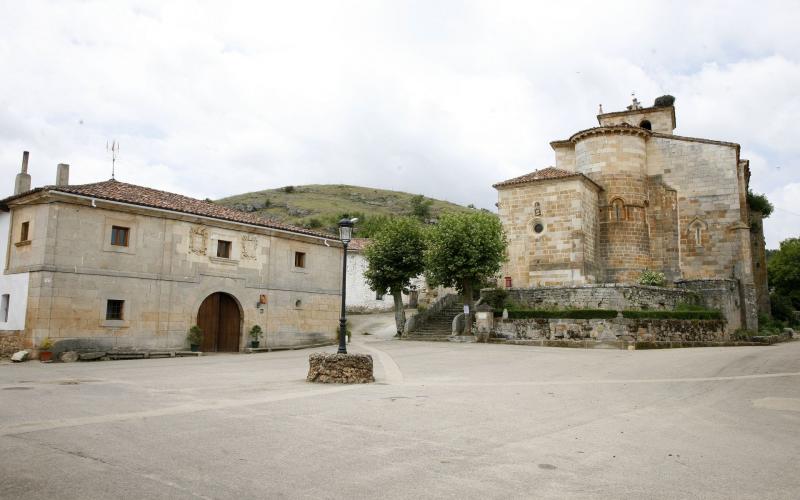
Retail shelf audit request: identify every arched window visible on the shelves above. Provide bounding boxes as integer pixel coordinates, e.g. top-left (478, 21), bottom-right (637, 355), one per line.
top-left (610, 198), bottom-right (625, 222)
top-left (687, 218), bottom-right (708, 248)
top-left (639, 120), bottom-right (652, 130)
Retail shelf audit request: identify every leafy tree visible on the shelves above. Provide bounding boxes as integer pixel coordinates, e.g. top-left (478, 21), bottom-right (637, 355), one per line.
top-left (424, 211), bottom-right (506, 336)
top-left (363, 217), bottom-right (427, 336)
top-left (409, 194), bottom-right (433, 222)
top-left (747, 190), bottom-right (773, 217)
top-left (767, 237), bottom-right (800, 324)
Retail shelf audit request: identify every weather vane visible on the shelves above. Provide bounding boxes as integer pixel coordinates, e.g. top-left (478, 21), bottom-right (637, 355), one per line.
top-left (106, 140), bottom-right (119, 179)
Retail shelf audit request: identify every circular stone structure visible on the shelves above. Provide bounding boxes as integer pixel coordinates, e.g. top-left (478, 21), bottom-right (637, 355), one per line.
top-left (307, 353), bottom-right (375, 384)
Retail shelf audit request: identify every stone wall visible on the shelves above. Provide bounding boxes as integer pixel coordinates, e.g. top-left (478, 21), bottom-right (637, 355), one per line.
top-left (749, 211), bottom-right (770, 316)
top-left (6, 199), bottom-right (342, 351)
top-left (497, 178), bottom-right (599, 287)
top-left (493, 316), bottom-right (726, 343)
top-left (501, 284), bottom-right (701, 312)
top-left (0, 333), bottom-right (24, 358)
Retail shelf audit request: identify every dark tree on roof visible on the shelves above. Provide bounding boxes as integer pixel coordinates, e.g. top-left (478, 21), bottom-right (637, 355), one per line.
top-left (653, 95), bottom-right (675, 107)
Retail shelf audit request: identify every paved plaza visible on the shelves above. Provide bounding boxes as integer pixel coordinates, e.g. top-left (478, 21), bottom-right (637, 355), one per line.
top-left (1, 325), bottom-right (799, 499)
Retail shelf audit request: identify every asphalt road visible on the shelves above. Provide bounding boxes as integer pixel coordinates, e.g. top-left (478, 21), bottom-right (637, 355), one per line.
top-left (1, 333), bottom-right (799, 499)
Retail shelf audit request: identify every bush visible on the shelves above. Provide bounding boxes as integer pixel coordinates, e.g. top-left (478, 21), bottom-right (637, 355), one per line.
top-left (621, 310), bottom-right (722, 320)
top-left (638, 269), bottom-right (666, 287)
top-left (249, 325), bottom-right (263, 340)
top-left (653, 95), bottom-right (675, 107)
top-left (187, 325), bottom-right (203, 345)
top-left (282, 185), bottom-right (295, 193)
top-left (504, 309), bottom-right (618, 319)
top-left (482, 288), bottom-right (508, 310)
top-left (747, 190), bottom-right (773, 217)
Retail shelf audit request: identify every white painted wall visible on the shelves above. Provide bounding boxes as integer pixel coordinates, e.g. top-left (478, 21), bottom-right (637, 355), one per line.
top-left (346, 251), bottom-right (406, 312)
top-left (0, 211), bottom-right (29, 331)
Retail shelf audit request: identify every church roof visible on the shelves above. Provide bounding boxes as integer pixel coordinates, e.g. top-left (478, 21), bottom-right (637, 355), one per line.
top-left (0, 179), bottom-right (333, 239)
top-left (493, 167), bottom-right (601, 190)
top-left (348, 238), bottom-right (370, 252)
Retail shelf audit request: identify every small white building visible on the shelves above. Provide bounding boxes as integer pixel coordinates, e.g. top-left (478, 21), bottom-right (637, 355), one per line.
top-left (345, 238), bottom-right (431, 313)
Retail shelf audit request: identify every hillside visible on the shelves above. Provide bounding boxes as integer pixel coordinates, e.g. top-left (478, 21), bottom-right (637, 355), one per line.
top-left (215, 184), bottom-right (475, 236)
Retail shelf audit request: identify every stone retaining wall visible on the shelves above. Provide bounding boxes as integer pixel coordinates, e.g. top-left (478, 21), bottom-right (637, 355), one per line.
top-left (0, 333), bottom-right (24, 358)
top-left (493, 316), bottom-right (726, 343)
top-left (502, 284), bottom-right (701, 312)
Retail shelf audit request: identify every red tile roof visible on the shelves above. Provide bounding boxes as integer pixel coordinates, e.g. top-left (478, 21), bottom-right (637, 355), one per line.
top-left (347, 238), bottom-right (370, 251)
top-left (493, 167), bottom-right (601, 189)
top-left (0, 179), bottom-right (334, 239)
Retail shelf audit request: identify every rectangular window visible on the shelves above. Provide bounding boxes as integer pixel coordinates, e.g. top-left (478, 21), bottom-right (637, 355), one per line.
top-left (217, 240), bottom-right (231, 258)
top-left (20, 222), bottom-right (29, 242)
top-left (106, 299), bottom-right (124, 320)
top-left (294, 251), bottom-right (306, 268)
top-left (111, 226), bottom-right (130, 247)
top-left (376, 291), bottom-right (384, 300)
top-left (0, 294), bottom-right (9, 322)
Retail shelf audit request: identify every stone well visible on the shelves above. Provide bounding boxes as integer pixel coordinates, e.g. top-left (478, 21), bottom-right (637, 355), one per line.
top-left (307, 353), bottom-right (375, 384)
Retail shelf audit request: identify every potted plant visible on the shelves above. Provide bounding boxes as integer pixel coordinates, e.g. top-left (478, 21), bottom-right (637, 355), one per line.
top-left (187, 325), bottom-right (203, 352)
top-left (39, 337), bottom-right (54, 362)
top-left (249, 325), bottom-right (263, 348)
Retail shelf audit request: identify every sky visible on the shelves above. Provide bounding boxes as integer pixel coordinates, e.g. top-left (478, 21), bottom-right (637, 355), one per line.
top-left (0, 0), bottom-right (798, 248)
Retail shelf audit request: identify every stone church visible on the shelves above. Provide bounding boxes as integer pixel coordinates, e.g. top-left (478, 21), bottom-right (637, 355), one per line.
top-left (494, 97), bottom-right (768, 331)
top-left (0, 154), bottom-right (342, 355)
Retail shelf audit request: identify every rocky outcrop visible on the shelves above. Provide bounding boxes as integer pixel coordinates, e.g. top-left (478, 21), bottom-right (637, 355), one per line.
top-left (307, 353), bottom-right (374, 384)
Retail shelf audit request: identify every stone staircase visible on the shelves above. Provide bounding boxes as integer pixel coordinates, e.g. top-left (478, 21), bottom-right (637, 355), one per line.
top-left (404, 298), bottom-right (464, 341)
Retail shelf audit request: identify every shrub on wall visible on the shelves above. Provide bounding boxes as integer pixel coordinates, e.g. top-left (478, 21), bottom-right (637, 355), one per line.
top-left (504, 309), bottom-right (619, 319)
top-left (746, 190), bottom-right (773, 217)
top-left (622, 310), bottom-right (723, 320)
top-left (638, 269), bottom-right (666, 287)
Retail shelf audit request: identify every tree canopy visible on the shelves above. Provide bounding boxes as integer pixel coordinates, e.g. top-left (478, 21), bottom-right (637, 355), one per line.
top-left (409, 194), bottom-right (433, 222)
top-left (767, 237), bottom-right (800, 323)
top-left (363, 217), bottom-right (427, 335)
top-left (424, 211), bottom-right (506, 336)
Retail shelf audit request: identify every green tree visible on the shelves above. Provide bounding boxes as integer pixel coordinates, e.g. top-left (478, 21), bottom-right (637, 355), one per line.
top-left (767, 237), bottom-right (800, 323)
top-left (363, 217), bottom-right (427, 336)
top-left (409, 194), bottom-right (433, 222)
top-left (424, 211), bottom-right (506, 336)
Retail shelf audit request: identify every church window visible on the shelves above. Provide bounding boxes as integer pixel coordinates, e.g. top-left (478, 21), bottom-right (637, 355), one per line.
top-left (19, 221), bottom-right (29, 242)
top-left (533, 222), bottom-right (544, 234)
top-left (639, 120), bottom-right (652, 130)
top-left (610, 198), bottom-right (625, 221)
top-left (687, 218), bottom-right (707, 248)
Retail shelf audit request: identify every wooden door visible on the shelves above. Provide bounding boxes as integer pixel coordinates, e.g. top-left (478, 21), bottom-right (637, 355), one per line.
top-left (197, 293), bottom-right (241, 352)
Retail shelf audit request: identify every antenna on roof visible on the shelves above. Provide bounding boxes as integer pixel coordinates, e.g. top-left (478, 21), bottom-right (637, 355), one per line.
top-left (106, 140), bottom-right (119, 180)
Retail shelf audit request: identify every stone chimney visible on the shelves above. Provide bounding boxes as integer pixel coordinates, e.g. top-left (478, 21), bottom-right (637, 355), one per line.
top-left (14, 151), bottom-right (32, 195)
top-left (56, 163), bottom-right (69, 186)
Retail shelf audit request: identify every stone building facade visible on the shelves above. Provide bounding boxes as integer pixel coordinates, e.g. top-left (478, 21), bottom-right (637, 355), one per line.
top-left (0, 156), bottom-right (342, 354)
top-left (494, 98), bottom-right (768, 331)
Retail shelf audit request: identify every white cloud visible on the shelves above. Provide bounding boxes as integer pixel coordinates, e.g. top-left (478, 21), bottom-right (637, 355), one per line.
top-left (0, 0), bottom-right (798, 246)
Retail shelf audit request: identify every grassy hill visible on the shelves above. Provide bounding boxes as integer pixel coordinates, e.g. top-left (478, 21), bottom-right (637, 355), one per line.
top-left (215, 184), bottom-right (475, 236)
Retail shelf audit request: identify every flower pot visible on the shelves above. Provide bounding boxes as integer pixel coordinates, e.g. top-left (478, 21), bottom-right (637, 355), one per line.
top-left (39, 351), bottom-right (53, 362)
top-left (190, 344), bottom-right (199, 352)
top-left (250, 341), bottom-right (260, 348)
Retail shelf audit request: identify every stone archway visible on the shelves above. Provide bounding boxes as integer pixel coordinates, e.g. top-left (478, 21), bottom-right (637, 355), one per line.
top-left (197, 292), bottom-right (242, 352)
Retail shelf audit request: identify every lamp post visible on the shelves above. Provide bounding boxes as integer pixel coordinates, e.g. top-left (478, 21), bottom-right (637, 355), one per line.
top-left (337, 218), bottom-right (354, 354)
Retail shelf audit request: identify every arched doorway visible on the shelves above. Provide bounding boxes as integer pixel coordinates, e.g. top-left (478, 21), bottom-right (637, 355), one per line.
top-left (197, 292), bottom-right (241, 352)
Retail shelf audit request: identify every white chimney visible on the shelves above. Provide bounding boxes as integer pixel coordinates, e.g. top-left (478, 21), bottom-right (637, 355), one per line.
top-left (14, 151), bottom-right (31, 195)
top-left (56, 163), bottom-right (69, 186)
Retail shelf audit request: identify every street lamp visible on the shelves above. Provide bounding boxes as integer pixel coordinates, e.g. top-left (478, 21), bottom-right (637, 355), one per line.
top-left (337, 217), bottom-right (355, 354)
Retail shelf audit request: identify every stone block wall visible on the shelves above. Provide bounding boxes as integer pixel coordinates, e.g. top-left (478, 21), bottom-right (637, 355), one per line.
top-left (497, 178), bottom-right (599, 287)
top-left (749, 211), bottom-right (770, 316)
top-left (494, 318), bottom-right (730, 342)
top-left (0, 333), bottom-right (24, 358)
top-left (502, 284), bottom-right (701, 312)
top-left (493, 317), bottom-right (726, 343)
